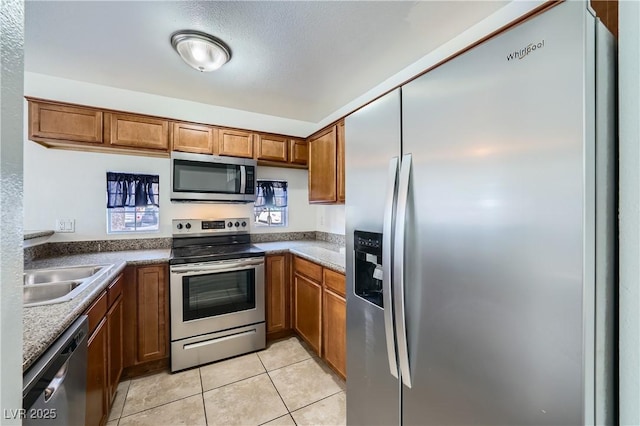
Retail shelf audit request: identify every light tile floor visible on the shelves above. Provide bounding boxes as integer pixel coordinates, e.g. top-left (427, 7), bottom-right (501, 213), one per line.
top-left (107, 336), bottom-right (346, 426)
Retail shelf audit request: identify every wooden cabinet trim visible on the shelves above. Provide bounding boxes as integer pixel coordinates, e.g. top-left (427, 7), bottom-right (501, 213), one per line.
top-left (86, 291), bottom-right (108, 335)
top-left (308, 125), bottom-right (338, 203)
top-left (337, 120), bottom-right (346, 203)
top-left (293, 274), bottom-right (322, 355)
top-left (266, 254), bottom-right (290, 335)
top-left (322, 288), bottom-right (346, 379)
top-left (293, 256), bottom-right (323, 283)
top-left (324, 268), bottom-right (346, 298)
top-left (29, 101), bottom-right (103, 144)
top-left (171, 121), bottom-right (217, 154)
top-left (107, 273), bottom-right (124, 307)
top-left (217, 128), bottom-right (254, 158)
top-left (289, 138), bottom-right (308, 166)
top-left (256, 134), bottom-right (289, 162)
top-left (105, 113), bottom-right (169, 151)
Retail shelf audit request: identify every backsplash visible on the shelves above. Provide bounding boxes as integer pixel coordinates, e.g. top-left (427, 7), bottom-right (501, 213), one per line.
top-left (25, 232), bottom-right (345, 262)
top-left (314, 231), bottom-right (345, 245)
top-left (24, 237), bottom-right (171, 262)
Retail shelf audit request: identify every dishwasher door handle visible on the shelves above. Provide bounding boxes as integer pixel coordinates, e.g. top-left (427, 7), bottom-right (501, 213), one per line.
top-left (44, 359), bottom-right (69, 403)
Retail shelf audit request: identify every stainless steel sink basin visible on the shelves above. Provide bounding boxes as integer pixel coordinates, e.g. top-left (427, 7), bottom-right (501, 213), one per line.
top-left (24, 281), bottom-right (84, 305)
top-left (23, 264), bottom-right (113, 307)
top-left (24, 265), bottom-right (105, 285)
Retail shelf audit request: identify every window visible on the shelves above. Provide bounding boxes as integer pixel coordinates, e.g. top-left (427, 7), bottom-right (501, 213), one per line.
top-left (254, 180), bottom-right (288, 227)
top-left (106, 172), bottom-right (159, 233)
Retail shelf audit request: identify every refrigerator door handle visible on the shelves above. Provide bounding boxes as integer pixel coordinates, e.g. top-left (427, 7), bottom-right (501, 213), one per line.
top-left (394, 153), bottom-right (412, 388)
top-left (383, 156), bottom-right (400, 378)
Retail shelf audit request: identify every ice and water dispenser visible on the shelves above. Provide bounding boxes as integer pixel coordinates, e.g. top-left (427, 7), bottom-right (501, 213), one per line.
top-left (354, 230), bottom-right (384, 308)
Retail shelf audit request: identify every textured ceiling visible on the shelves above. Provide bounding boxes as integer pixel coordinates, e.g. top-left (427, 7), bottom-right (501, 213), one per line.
top-left (25, 1), bottom-right (508, 123)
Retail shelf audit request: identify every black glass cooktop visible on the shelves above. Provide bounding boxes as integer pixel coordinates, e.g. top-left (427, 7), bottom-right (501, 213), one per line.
top-left (170, 234), bottom-right (264, 265)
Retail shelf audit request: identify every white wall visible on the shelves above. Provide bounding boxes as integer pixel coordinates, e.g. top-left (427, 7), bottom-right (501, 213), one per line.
top-left (22, 74), bottom-right (322, 241)
top-left (619, 1), bottom-right (640, 424)
top-left (0, 0), bottom-right (24, 421)
top-left (23, 139), bottom-right (317, 241)
top-left (316, 204), bottom-right (346, 235)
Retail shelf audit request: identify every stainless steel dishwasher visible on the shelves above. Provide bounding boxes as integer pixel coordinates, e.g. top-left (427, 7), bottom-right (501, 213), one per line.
top-left (23, 316), bottom-right (88, 425)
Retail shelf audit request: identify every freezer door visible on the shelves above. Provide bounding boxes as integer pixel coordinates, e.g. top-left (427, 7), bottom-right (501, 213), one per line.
top-left (400, 3), bottom-right (591, 425)
top-left (346, 88), bottom-right (402, 426)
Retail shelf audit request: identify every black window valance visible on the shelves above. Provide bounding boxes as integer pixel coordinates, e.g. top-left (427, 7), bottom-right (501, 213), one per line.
top-left (255, 180), bottom-right (287, 207)
top-left (107, 172), bottom-right (159, 208)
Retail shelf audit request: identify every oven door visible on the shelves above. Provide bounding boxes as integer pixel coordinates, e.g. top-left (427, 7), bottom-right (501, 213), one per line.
top-left (170, 257), bottom-right (265, 340)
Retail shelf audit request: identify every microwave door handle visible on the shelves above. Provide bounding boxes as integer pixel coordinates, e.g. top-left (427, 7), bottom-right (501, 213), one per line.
top-left (240, 165), bottom-right (247, 194)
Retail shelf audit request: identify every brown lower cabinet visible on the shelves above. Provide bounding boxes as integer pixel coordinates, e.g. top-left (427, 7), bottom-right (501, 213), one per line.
top-left (85, 273), bottom-right (123, 426)
top-left (266, 254), bottom-right (291, 340)
top-left (122, 264), bottom-right (169, 377)
top-left (290, 255), bottom-right (346, 378)
top-left (293, 273), bottom-right (323, 354)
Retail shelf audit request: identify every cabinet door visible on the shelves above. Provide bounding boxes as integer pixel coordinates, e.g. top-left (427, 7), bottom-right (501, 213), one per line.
top-left (289, 138), bottom-right (308, 166)
top-left (107, 296), bottom-right (123, 405)
top-left (337, 120), bottom-right (346, 203)
top-left (308, 126), bottom-right (337, 203)
top-left (171, 122), bottom-right (216, 154)
top-left (294, 274), bottom-right (322, 354)
top-left (106, 113), bottom-right (169, 151)
top-left (266, 255), bottom-right (289, 334)
top-left (218, 128), bottom-right (254, 158)
top-left (256, 134), bottom-right (288, 162)
top-left (136, 265), bottom-right (168, 363)
top-left (323, 289), bottom-right (347, 379)
top-left (29, 100), bottom-right (103, 144)
top-left (86, 318), bottom-right (107, 426)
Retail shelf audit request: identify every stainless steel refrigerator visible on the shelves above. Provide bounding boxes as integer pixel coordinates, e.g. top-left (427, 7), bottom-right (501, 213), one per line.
top-left (345, 2), bottom-right (616, 425)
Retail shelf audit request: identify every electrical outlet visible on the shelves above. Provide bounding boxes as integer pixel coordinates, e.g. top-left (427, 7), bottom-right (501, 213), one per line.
top-left (55, 219), bottom-right (75, 233)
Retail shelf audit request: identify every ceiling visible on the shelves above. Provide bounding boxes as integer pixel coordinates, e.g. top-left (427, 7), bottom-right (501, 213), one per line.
top-left (25, 1), bottom-right (508, 123)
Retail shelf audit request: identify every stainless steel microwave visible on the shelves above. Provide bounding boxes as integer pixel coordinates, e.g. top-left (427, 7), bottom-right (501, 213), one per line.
top-left (170, 152), bottom-right (256, 203)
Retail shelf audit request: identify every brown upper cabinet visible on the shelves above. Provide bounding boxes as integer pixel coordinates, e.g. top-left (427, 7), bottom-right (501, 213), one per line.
top-left (26, 98), bottom-right (309, 168)
top-left (289, 138), bottom-right (308, 166)
top-left (337, 120), bottom-right (346, 203)
top-left (29, 100), bottom-right (103, 145)
top-left (307, 120), bottom-right (345, 204)
top-left (256, 134), bottom-right (289, 162)
top-left (218, 128), bottom-right (254, 158)
top-left (171, 121), bottom-right (217, 154)
top-left (104, 113), bottom-right (169, 152)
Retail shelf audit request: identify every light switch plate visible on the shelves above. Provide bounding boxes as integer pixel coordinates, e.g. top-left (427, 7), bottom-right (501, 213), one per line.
top-left (55, 218), bottom-right (75, 233)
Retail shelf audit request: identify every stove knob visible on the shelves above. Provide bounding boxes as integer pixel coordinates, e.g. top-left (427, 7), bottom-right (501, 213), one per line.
top-left (176, 223), bottom-right (183, 230)
top-left (241, 221), bottom-right (247, 227)
top-left (227, 222), bottom-right (233, 228)
top-left (234, 221), bottom-right (240, 227)
top-left (185, 223), bottom-right (191, 229)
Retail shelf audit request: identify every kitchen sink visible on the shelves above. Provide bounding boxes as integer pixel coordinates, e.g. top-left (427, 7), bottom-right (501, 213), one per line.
top-left (24, 281), bottom-right (84, 305)
top-left (24, 265), bottom-right (105, 285)
top-left (23, 264), bottom-right (113, 307)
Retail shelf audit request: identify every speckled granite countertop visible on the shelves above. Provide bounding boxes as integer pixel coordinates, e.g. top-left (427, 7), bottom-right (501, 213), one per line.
top-left (254, 240), bottom-right (345, 273)
top-left (24, 230), bottom-right (55, 240)
top-left (23, 249), bottom-right (170, 372)
top-left (23, 240), bottom-right (345, 372)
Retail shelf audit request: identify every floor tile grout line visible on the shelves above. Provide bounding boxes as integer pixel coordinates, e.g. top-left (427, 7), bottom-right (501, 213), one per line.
top-left (118, 391), bottom-right (203, 420)
top-left (288, 389), bottom-right (345, 416)
top-left (111, 379), bottom-right (131, 422)
top-left (201, 370), bottom-right (267, 394)
top-left (257, 351), bottom-right (294, 423)
top-left (198, 367), bottom-right (209, 426)
top-left (264, 354), bottom-right (314, 375)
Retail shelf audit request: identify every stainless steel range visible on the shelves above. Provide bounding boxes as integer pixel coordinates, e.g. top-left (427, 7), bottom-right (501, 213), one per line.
top-left (169, 218), bottom-right (265, 372)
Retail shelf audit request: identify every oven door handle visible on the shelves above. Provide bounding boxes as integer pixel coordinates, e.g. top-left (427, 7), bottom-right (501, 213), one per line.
top-left (171, 258), bottom-right (264, 275)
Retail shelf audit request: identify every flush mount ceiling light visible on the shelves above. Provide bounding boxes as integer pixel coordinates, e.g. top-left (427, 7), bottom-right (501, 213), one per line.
top-left (170, 30), bottom-right (231, 72)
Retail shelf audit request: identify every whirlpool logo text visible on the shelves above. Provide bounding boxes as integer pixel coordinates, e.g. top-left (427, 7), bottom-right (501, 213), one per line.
top-left (507, 40), bottom-right (545, 61)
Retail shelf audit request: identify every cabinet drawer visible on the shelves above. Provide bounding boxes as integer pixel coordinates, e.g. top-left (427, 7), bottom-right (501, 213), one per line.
top-left (293, 256), bottom-right (323, 283)
top-left (107, 274), bottom-right (124, 306)
top-left (86, 291), bottom-right (108, 335)
top-left (324, 269), bottom-right (345, 297)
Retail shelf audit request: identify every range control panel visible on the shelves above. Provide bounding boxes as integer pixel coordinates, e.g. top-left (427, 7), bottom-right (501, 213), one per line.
top-left (172, 218), bottom-right (250, 236)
